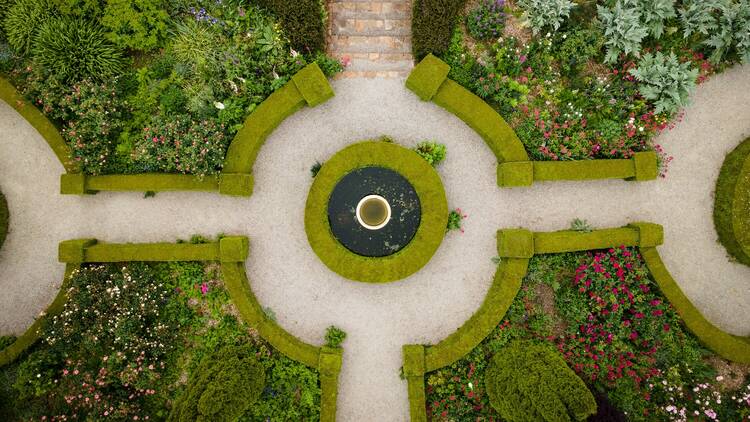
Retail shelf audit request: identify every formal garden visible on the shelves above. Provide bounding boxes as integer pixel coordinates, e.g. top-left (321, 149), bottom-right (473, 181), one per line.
top-left (0, 0), bottom-right (749, 421)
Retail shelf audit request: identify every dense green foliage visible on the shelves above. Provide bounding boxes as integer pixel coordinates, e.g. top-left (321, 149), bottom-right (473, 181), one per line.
top-left (517, 0), bottom-right (576, 35)
top-left (629, 51), bottom-right (699, 115)
top-left (412, 0), bottom-right (467, 60)
top-left (0, 261), bottom-right (322, 420)
top-left (0, 190), bottom-right (7, 250)
top-left (100, 0), bottom-right (169, 51)
top-left (466, 0), bottom-right (506, 40)
top-left (714, 137), bottom-right (750, 266)
top-left (3, 0), bottom-right (52, 54)
top-left (32, 17), bottom-right (125, 82)
top-left (169, 344), bottom-right (265, 422)
top-left (485, 341), bottom-right (597, 422)
top-left (254, 0), bottom-right (327, 53)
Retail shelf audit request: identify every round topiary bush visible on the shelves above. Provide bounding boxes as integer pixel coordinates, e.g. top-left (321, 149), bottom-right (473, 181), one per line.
top-left (714, 137), bottom-right (750, 266)
top-left (168, 344), bottom-right (266, 422)
top-left (485, 341), bottom-right (597, 422)
top-left (0, 189), bottom-right (7, 251)
top-left (305, 140), bottom-right (449, 283)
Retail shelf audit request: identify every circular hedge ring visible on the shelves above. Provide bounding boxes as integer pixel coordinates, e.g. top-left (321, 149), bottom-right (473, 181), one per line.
top-left (305, 141), bottom-right (448, 283)
top-left (0, 189), bottom-right (7, 251)
top-left (714, 137), bottom-right (750, 266)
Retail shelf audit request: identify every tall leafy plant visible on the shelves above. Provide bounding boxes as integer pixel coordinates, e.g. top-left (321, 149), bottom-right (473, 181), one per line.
top-left (629, 0), bottom-right (676, 38)
top-left (597, 0), bottom-right (649, 63)
top-left (517, 0), bottom-right (576, 35)
top-left (629, 51), bottom-right (698, 115)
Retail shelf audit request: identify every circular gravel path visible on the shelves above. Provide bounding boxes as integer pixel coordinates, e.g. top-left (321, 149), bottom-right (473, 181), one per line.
top-left (1, 65), bottom-right (749, 421)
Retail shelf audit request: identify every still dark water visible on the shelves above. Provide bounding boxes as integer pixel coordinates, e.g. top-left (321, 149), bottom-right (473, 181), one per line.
top-left (327, 167), bottom-right (421, 257)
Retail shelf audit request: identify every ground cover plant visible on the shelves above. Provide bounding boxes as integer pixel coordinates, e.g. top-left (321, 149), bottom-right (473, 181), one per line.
top-left (0, 0), bottom-right (341, 176)
top-left (425, 249), bottom-right (750, 421)
top-left (0, 260), bottom-right (321, 420)
top-left (417, 0), bottom-right (748, 173)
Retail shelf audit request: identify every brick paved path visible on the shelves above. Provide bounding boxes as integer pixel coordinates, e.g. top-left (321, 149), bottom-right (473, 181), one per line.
top-left (328, 1), bottom-right (414, 78)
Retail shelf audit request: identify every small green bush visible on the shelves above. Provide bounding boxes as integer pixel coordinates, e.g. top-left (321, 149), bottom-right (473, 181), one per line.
top-left (412, 0), bottom-right (467, 60)
top-left (447, 208), bottom-right (467, 232)
top-left (517, 0), bottom-right (576, 35)
top-left (414, 141), bottom-right (447, 167)
top-left (32, 17), bottom-right (125, 82)
top-left (632, 0), bottom-right (676, 39)
top-left (169, 344), bottom-right (266, 422)
top-left (629, 51), bottom-right (698, 115)
top-left (100, 0), bottom-right (169, 52)
top-left (0, 190), bottom-right (7, 250)
top-left (324, 326), bottom-right (347, 348)
top-left (485, 341), bottom-right (597, 422)
top-left (254, 0), bottom-right (326, 53)
top-left (597, 0), bottom-right (649, 63)
top-left (3, 0), bottom-right (53, 54)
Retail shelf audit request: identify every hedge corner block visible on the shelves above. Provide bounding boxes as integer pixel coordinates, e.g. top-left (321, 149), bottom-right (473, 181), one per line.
top-left (497, 229), bottom-right (534, 258)
top-left (291, 63), bottom-right (334, 107)
top-left (497, 161), bottom-right (534, 187)
top-left (631, 151), bottom-right (658, 181)
top-left (403, 344), bottom-right (426, 377)
top-left (58, 238), bottom-right (97, 263)
top-left (219, 236), bottom-right (249, 262)
top-left (60, 173), bottom-right (87, 195)
top-left (405, 54), bottom-right (450, 101)
top-left (629, 222), bottom-right (664, 248)
top-left (318, 346), bottom-right (343, 375)
top-left (219, 172), bottom-right (253, 196)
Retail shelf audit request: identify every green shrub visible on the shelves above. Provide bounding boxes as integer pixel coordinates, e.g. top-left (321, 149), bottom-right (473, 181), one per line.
top-left (714, 137), bottom-right (750, 266)
top-left (629, 51), bottom-right (698, 115)
top-left (552, 27), bottom-right (604, 76)
top-left (447, 208), bottom-right (467, 232)
top-left (630, 0), bottom-right (676, 39)
top-left (414, 141), bottom-right (447, 167)
top-left (0, 0), bottom-right (17, 40)
top-left (705, 0), bottom-right (750, 64)
top-left (0, 191), bottom-right (7, 250)
top-left (597, 0), bottom-right (649, 63)
top-left (100, 0), bottom-right (169, 52)
top-left (254, 0), bottom-right (326, 53)
top-left (324, 326), bottom-right (347, 348)
top-left (517, 0), bottom-right (576, 35)
top-left (32, 17), bottom-right (125, 82)
top-left (485, 341), bottom-right (597, 422)
top-left (169, 344), bottom-right (266, 422)
top-left (412, 0), bottom-right (467, 60)
top-left (3, 0), bottom-right (53, 54)
top-left (466, 0), bottom-right (506, 40)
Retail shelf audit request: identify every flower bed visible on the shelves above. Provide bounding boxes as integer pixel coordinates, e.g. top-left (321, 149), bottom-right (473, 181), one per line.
top-left (424, 249), bottom-right (750, 421)
top-left (414, 0), bottom-right (748, 175)
top-left (0, 260), bottom-right (322, 420)
top-left (0, 0), bottom-right (340, 176)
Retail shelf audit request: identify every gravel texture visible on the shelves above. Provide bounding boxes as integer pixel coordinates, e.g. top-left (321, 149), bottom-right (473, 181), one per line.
top-left (1, 65), bottom-right (749, 421)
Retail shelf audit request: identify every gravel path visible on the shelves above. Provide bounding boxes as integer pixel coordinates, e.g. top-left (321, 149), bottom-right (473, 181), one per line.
top-left (1, 65), bottom-right (749, 421)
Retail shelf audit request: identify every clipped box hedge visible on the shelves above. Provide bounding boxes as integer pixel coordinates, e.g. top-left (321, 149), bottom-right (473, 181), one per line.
top-left (713, 137), bottom-right (750, 266)
top-left (0, 190), bottom-right (7, 251)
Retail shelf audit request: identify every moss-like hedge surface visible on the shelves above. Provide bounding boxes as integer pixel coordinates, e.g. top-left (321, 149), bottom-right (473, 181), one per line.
top-left (0, 190), bottom-right (7, 251)
top-left (305, 141), bottom-right (449, 283)
top-left (713, 137), bottom-right (750, 266)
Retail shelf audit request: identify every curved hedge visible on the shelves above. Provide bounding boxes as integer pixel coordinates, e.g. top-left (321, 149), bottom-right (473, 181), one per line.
top-left (403, 222), bottom-right (750, 421)
top-left (2, 236), bottom-right (342, 421)
top-left (406, 55), bottom-right (659, 187)
top-left (0, 189), bottom-right (7, 251)
top-left (713, 137), bottom-right (750, 266)
top-left (0, 77), bottom-right (78, 173)
top-left (305, 141), bottom-right (449, 283)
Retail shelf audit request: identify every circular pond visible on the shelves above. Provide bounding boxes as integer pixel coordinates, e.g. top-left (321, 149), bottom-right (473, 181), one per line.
top-left (328, 166), bottom-right (421, 257)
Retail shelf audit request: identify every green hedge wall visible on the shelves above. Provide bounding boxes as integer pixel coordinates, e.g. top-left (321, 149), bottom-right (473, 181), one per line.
top-left (404, 222), bottom-right (750, 420)
top-left (305, 140), bottom-right (448, 283)
top-left (0, 190), bottom-right (7, 251)
top-left (255, 0), bottom-right (327, 54)
top-left (0, 77), bottom-right (78, 173)
top-left (713, 137), bottom-right (750, 266)
top-left (411, 0), bottom-right (467, 61)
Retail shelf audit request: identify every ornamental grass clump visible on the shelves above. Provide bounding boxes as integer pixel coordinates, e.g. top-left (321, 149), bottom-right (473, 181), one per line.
top-left (467, 0), bottom-right (506, 40)
top-left (629, 51), bottom-right (699, 115)
top-left (485, 341), bottom-right (597, 422)
top-left (3, 0), bottom-right (52, 54)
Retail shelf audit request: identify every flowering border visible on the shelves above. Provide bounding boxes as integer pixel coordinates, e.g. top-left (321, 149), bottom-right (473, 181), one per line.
top-left (0, 236), bottom-right (343, 422)
top-left (402, 222), bottom-right (750, 421)
top-left (305, 140), bottom-right (449, 283)
top-left (406, 55), bottom-right (659, 188)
